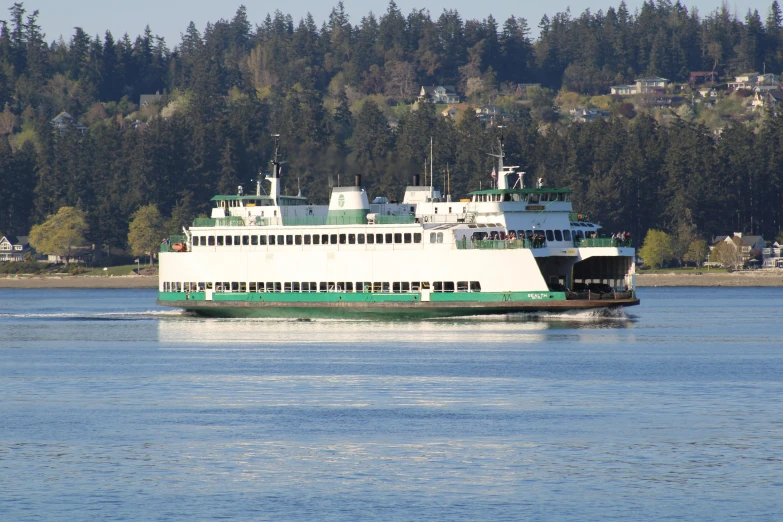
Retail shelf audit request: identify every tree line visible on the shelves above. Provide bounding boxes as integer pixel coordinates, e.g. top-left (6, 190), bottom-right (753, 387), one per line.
top-left (2, 1), bottom-right (783, 260)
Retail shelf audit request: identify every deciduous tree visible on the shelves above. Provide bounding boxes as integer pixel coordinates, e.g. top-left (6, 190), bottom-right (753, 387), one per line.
top-left (28, 206), bottom-right (88, 267)
top-left (639, 229), bottom-right (673, 270)
top-left (127, 204), bottom-right (165, 266)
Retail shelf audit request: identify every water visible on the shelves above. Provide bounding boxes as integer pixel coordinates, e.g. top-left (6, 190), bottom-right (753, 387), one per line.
top-left (1, 287), bottom-right (781, 521)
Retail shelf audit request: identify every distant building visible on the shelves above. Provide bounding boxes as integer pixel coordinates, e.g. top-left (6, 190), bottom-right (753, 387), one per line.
top-left (728, 72), bottom-right (779, 91)
top-left (710, 232), bottom-right (765, 266)
top-left (762, 241), bottom-right (783, 268)
top-left (610, 78), bottom-right (669, 96)
top-left (475, 105), bottom-right (504, 124)
top-left (0, 234), bottom-right (30, 262)
top-left (515, 83), bottom-right (541, 96)
top-left (139, 91), bottom-right (163, 108)
top-left (751, 90), bottom-right (783, 111)
top-left (419, 85), bottom-right (459, 104)
top-left (50, 111), bottom-right (87, 134)
top-left (568, 106), bottom-right (610, 122)
top-left (689, 71), bottom-right (719, 88)
top-left (440, 103), bottom-right (472, 119)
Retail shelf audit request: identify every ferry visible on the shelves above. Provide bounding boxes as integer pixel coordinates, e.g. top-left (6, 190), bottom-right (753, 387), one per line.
top-left (157, 138), bottom-right (639, 318)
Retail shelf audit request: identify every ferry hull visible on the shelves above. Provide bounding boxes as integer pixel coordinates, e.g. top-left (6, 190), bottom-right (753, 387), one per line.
top-left (157, 296), bottom-right (640, 319)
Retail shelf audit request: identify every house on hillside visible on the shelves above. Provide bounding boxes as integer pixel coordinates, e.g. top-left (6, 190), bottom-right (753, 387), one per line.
top-left (475, 105), bottom-right (504, 124)
top-left (689, 71), bottom-right (719, 88)
top-left (515, 83), bottom-right (541, 96)
top-left (0, 234), bottom-right (30, 262)
top-left (419, 85), bottom-right (459, 104)
top-left (440, 103), bottom-right (472, 119)
top-left (569, 106), bottom-right (610, 122)
top-left (50, 112), bottom-right (87, 134)
top-left (45, 244), bottom-right (95, 265)
top-left (751, 90), bottom-right (783, 111)
top-left (610, 78), bottom-right (669, 96)
top-left (139, 91), bottom-right (163, 108)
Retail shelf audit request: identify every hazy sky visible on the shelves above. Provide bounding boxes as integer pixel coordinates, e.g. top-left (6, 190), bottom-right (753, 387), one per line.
top-left (12, 0), bottom-right (766, 46)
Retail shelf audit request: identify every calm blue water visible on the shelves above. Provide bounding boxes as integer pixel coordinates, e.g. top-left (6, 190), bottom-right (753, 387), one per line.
top-left (1, 287), bottom-right (782, 521)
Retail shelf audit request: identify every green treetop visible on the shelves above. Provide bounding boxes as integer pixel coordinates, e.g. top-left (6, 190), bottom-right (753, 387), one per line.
top-left (28, 206), bottom-right (88, 267)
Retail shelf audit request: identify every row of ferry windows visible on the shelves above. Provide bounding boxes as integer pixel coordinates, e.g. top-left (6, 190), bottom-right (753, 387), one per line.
top-left (192, 232), bottom-right (423, 247)
top-left (163, 281), bottom-right (482, 292)
top-left (506, 229), bottom-right (591, 241)
top-left (473, 193), bottom-right (569, 202)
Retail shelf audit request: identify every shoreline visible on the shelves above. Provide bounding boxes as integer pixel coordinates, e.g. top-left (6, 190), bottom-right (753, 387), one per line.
top-left (2, 271), bottom-right (783, 289)
top-left (636, 270), bottom-right (783, 287)
top-left (0, 275), bottom-right (158, 289)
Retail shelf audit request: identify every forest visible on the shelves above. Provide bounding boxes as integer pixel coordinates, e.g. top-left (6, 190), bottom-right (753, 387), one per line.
top-left (2, 0), bottom-right (783, 261)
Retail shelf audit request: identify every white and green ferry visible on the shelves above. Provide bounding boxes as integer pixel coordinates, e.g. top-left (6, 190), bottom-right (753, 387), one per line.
top-left (157, 139), bottom-right (639, 318)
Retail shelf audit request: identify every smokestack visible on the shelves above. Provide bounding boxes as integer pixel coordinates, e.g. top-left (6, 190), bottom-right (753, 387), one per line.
top-left (355, 174), bottom-right (362, 187)
top-left (413, 174), bottom-right (420, 186)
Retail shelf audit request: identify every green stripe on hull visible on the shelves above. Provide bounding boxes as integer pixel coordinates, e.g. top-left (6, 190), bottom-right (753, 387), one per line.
top-left (157, 291), bottom-right (638, 319)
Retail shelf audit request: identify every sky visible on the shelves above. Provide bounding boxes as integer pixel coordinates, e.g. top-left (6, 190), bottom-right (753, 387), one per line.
top-left (9, 0), bottom-right (766, 47)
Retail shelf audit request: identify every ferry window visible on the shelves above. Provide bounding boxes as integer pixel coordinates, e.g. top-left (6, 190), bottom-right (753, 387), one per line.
top-left (386, 233), bottom-right (393, 243)
top-left (403, 233), bottom-right (412, 243)
top-left (421, 282), bottom-right (431, 290)
top-left (330, 234), bottom-right (338, 244)
top-left (265, 282), bottom-right (274, 292)
top-left (437, 232), bottom-right (443, 243)
top-left (449, 206), bottom-right (453, 213)
top-left (192, 237), bottom-right (199, 246)
top-left (401, 282), bottom-right (410, 292)
top-left (339, 234), bottom-right (346, 244)
top-left (239, 282), bottom-right (247, 292)
top-left (242, 235), bottom-right (249, 245)
top-left (259, 235), bottom-right (267, 245)
top-left (217, 236), bottom-right (224, 246)
top-left (249, 282), bottom-right (257, 292)
top-left (309, 282), bottom-right (316, 292)
top-left (292, 282), bottom-right (300, 292)
top-left (414, 233), bottom-right (421, 243)
top-left (312, 234), bottom-right (319, 245)
top-left (206, 282), bottom-right (213, 290)
top-left (393, 282), bottom-right (401, 293)
top-left (268, 235), bottom-right (275, 245)
top-left (433, 281), bottom-right (443, 292)
top-left (382, 282), bottom-right (390, 292)
top-left (554, 230), bottom-right (563, 241)
top-left (525, 230), bottom-right (533, 237)
top-left (284, 282), bottom-right (292, 292)
top-left (319, 282), bottom-right (327, 292)
top-left (304, 235), bottom-right (311, 245)
top-left (276, 235), bottom-right (283, 245)
top-left (231, 282), bottom-right (239, 291)
top-left (366, 234), bottom-right (374, 244)
top-left (345, 282), bottom-right (353, 292)
top-left (226, 235), bottom-right (233, 246)
top-left (411, 282), bottom-right (420, 291)
top-left (234, 235), bottom-right (240, 245)
top-left (394, 233), bottom-right (402, 243)
top-left (348, 234), bottom-right (355, 244)
top-left (295, 235), bottom-right (302, 245)
top-left (358, 234), bottom-right (365, 244)
top-left (430, 232), bottom-right (436, 243)
top-left (251, 235), bottom-right (258, 245)
top-left (563, 230), bottom-right (572, 241)
top-left (356, 282), bottom-right (364, 292)
top-left (434, 207), bottom-right (438, 214)
top-left (286, 235), bottom-right (293, 245)
top-left (322, 234), bottom-right (329, 244)
top-left (376, 234), bottom-right (384, 244)
top-left (301, 282), bottom-right (309, 292)
top-left (274, 282), bottom-right (282, 292)
top-left (444, 281), bottom-right (455, 292)
top-left (545, 230), bottom-right (554, 242)
top-left (470, 281), bottom-right (481, 292)
top-left (457, 281), bottom-right (468, 292)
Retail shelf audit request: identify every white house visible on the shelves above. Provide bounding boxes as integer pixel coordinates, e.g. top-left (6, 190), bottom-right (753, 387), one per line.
top-left (762, 241), bottom-right (783, 268)
top-left (419, 85), bottom-right (459, 104)
top-left (0, 234), bottom-right (30, 262)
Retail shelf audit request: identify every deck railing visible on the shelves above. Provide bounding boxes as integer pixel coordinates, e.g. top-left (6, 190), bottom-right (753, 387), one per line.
top-left (192, 217), bottom-right (245, 227)
top-left (373, 215), bottom-right (416, 224)
top-left (576, 238), bottom-right (630, 248)
top-left (455, 239), bottom-right (534, 250)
